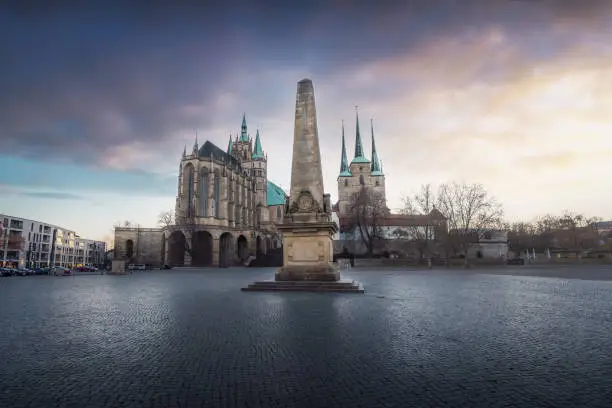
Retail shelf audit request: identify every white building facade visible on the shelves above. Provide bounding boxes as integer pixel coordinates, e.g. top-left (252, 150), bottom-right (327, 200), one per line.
top-left (0, 213), bottom-right (105, 269)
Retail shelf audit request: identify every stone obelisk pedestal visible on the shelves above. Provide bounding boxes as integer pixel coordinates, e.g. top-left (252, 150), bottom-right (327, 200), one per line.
top-left (242, 79), bottom-right (363, 293)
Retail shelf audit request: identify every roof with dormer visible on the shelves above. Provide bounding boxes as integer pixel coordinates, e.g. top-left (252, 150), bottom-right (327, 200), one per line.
top-left (267, 181), bottom-right (287, 206)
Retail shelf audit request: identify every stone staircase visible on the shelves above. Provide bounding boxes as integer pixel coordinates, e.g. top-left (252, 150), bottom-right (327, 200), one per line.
top-left (241, 279), bottom-right (365, 293)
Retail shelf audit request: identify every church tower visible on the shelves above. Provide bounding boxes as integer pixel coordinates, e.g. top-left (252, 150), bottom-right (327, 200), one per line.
top-left (250, 129), bottom-right (268, 225)
top-left (228, 114), bottom-right (269, 225)
top-left (336, 121), bottom-right (352, 216)
top-left (232, 113), bottom-right (253, 162)
top-left (336, 110), bottom-right (386, 216)
top-left (368, 119), bottom-right (386, 200)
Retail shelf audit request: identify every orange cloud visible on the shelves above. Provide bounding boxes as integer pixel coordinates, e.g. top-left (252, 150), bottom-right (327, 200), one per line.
top-left (331, 25), bottom-right (612, 219)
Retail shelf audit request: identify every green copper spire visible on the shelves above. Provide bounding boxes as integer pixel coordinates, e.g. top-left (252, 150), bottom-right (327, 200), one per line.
top-left (370, 119), bottom-right (383, 176)
top-left (339, 120), bottom-right (351, 176)
top-left (351, 108), bottom-right (370, 164)
top-left (240, 113), bottom-right (249, 142)
top-left (252, 129), bottom-right (264, 159)
top-left (227, 134), bottom-right (233, 155)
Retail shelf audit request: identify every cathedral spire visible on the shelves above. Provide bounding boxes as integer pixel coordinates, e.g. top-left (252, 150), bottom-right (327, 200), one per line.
top-left (339, 120), bottom-right (351, 176)
top-left (227, 134), bottom-right (233, 155)
top-left (370, 119), bottom-right (383, 175)
top-left (352, 106), bottom-right (369, 163)
top-left (240, 113), bottom-right (249, 142)
top-left (252, 129), bottom-right (264, 159)
top-left (192, 131), bottom-right (199, 154)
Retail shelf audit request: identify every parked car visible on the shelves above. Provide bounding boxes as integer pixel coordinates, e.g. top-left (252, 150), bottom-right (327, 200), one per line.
top-left (12, 268), bottom-right (32, 276)
top-left (75, 266), bottom-right (97, 272)
top-left (0, 267), bottom-right (14, 277)
top-left (127, 264), bottom-right (146, 271)
top-left (32, 267), bottom-right (50, 275)
top-left (51, 266), bottom-right (72, 276)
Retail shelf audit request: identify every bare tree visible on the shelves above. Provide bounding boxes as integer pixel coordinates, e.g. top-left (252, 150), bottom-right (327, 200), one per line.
top-left (157, 210), bottom-right (174, 228)
top-left (113, 220), bottom-right (138, 228)
top-left (400, 183), bottom-right (437, 261)
top-left (557, 212), bottom-right (602, 254)
top-left (347, 187), bottom-right (388, 256)
top-left (506, 221), bottom-right (538, 255)
top-left (436, 182), bottom-right (504, 266)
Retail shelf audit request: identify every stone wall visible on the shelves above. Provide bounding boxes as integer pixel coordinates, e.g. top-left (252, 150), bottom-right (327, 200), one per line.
top-left (114, 227), bottom-right (163, 266)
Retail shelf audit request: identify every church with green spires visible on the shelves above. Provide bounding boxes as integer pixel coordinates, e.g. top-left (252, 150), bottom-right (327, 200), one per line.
top-left (335, 111), bottom-right (387, 216)
top-left (166, 114), bottom-right (289, 267)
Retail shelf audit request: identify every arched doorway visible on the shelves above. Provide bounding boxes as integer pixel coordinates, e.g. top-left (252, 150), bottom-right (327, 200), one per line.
top-left (161, 235), bottom-right (166, 265)
top-left (219, 232), bottom-right (234, 267)
top-left (126, 239), bottom-right (134, 260)
top-left (168, 231), bottom-right (186, 266)
top-left (237, 235), bottom-right (249, 263)
top-left (256, 235), bottom-right (262, 255)
top-left (192, 231), bottom-right (213, 266)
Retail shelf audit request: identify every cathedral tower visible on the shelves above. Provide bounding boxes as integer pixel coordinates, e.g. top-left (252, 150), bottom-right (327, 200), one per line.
top-left (228, 114), bottom-right (269, 225)
top-left (336, 111), bottom-right (386, 216)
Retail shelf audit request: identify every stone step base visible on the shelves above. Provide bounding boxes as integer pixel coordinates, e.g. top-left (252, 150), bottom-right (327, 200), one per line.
top-left (241, 280), bottom-right (365, 293)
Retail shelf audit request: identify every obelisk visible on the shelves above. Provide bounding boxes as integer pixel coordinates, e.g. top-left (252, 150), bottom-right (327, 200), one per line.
top-left (288, 79), bottom-right (326, 212)
top-left (275, 78), bottom-right (339, 282)
top-left (241, 79), bottom-right (363, 293)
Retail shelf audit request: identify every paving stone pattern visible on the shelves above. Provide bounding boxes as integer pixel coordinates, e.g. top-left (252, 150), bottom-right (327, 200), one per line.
top-left (1, 267), bottom-right (611, 408)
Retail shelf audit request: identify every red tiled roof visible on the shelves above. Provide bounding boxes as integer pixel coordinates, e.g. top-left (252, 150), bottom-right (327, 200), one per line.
top-left (338, 213), bottom-right (446, 228)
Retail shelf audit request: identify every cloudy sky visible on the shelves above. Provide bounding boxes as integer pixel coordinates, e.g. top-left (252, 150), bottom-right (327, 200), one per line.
top-left (1, 0), bottom-right (611, 243)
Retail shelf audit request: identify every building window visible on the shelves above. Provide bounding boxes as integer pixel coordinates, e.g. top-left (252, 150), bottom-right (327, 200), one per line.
top-left (186, 166), bottom-right (195, 216)
top-left (344, 179), bottom-right (348, 187)
top-left (213, 175), bottom-right (220, 218)
top-left (359, 175), bottom-right (365, 185)
top-left (277, 206), bottom-right (281, 220)
top-left (375, 180), bottom-right (380, 187)
top-left (39, 225), bottom-right (42, 233)
top-left (126, 240), bottom-right (134, 259)
top-left (200, 170), bottom-right (209, 216)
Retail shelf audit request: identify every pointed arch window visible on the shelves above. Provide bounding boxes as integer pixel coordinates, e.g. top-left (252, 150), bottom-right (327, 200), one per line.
top-left (200, 169), bottom-right (209, 216)
top-left (359, 174), bottom-right (365, 185)
top-left (344, 179), bottom-right (348, 187)
top-left (186, 166), bottom-right (195, 215)
top-left (213, 174), bottom-right (220, 218)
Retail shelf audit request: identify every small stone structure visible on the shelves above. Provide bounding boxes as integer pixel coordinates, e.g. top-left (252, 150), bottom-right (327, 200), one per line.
top-left (109, 259), bottom-right (127, 275)
top-left (242, 79), bottom-right (363, 293)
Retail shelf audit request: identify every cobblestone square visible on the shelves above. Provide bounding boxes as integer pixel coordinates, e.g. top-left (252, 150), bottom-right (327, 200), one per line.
top-left (1, 266), bottom-right (611, 408)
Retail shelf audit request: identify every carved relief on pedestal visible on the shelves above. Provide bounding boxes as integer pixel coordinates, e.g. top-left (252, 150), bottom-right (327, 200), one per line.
top-left (288, 190), bottom-right (322, 214)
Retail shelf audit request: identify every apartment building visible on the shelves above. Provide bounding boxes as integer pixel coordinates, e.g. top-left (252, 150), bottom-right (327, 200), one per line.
top-left (0, 214), bottom-right (105, 269)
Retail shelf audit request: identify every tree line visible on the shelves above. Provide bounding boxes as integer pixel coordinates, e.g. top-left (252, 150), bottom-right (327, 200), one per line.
top-left (343, 181), bottom-right (608, 260)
